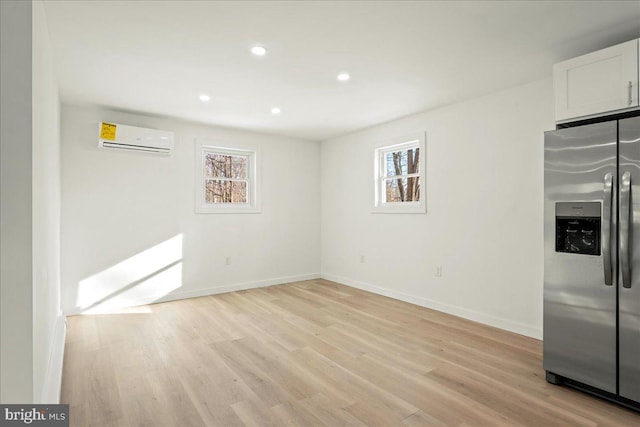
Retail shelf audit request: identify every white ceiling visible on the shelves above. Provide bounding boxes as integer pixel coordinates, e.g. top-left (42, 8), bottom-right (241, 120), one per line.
top-left (43, 1), bottom-right (640, 141)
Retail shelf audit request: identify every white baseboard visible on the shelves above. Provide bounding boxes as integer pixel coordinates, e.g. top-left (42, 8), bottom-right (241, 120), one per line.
top-left (64, 273), bottom-right (321, 316)
top-left (153, 273), bottom-right (321, 304)
top-left (321, 273), bottom-right (542, 340)
top-left (61, 271), bottom-right (540, 339)
top-left (39, 313), bottom-right (66, 403)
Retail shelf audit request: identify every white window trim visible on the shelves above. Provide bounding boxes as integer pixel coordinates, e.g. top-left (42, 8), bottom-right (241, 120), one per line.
top-left (195, 139), bottom-right (261, 214)
top-left (373, 132), bottom-right (426, 214)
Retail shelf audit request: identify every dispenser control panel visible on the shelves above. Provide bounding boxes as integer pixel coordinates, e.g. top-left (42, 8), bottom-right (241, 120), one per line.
top-left (555, 202), bottom-right (601, 256)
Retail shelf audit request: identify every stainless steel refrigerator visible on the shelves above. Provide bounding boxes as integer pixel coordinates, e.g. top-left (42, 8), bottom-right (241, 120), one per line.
top-left (544, 115), bottom-right (640, 409)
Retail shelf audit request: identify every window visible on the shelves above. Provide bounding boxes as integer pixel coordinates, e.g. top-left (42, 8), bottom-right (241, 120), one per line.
top-left (374, 133), bottom-right (426, 213)
top-left (195, 141), bottom-right (260, 213)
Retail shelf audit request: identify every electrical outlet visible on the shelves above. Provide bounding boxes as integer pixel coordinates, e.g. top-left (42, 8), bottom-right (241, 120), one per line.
top-left (436, 266), bottom-right (442, 277)
top-left (225, 257), bottom-right (231, 266)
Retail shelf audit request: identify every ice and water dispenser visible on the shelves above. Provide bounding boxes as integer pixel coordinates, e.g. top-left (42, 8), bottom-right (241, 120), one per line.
top-left (555, 202), bottom-right (601, 256)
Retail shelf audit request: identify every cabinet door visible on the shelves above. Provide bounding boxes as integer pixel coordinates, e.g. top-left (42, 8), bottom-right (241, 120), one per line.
top-left (554, 39), bottom-right (638, 122)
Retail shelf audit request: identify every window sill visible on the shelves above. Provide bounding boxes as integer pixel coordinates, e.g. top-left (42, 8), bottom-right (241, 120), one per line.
top-left (372, 203), bottom-right (426, 214)
top-left (195, 204), bottom-right (261, 214)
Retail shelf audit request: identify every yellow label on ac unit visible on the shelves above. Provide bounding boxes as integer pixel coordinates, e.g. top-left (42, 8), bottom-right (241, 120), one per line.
top-left (99, 122), bottom-right (117, 141)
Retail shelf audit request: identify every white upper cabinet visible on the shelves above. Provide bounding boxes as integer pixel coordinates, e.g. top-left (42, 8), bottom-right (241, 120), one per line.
top-left (554, 39), bottom-right (639, 122)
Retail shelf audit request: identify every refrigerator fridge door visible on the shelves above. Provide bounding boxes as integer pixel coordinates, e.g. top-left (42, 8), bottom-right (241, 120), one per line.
top-left (619, 116), bottom-right (640, 403)
top-left (544, 122), bottom-right (618, 393)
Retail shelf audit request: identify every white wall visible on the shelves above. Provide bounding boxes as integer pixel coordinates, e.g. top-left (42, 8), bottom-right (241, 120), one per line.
top-left (321, 78), bottom-right (554, 339)
top-left (0, 0), bottom-right (62, 404)
top-left (32, 0), bottom-right (64, 403)
top-left (62, 79), bottom-right (550, 338)
top-left (61, 106), bottom-right (320, 314)
top-left (1, 0), bottom-right (34, 404)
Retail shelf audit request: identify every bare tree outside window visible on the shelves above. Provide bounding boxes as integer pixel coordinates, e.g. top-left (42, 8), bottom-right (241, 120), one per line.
top-left (204, 153), bottom-right (248, 203)
top-left (384, 148), bottom-right (420, 202)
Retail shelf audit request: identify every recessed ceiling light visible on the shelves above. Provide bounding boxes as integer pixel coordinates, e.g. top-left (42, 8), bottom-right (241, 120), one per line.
top-left (271, 107), bottom-right (281, 115)
top-left (199, 94), bottom-right (211, 102)
top-left (251, 46), bottom-right (267, 56)
top-left (337, 72), bottom-right (351, 82)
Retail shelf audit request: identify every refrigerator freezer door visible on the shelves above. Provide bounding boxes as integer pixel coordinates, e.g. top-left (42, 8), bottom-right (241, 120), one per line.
top-left (544, 122), bottom-right (618, 393)
top-left (619, 116), bottom-right (640, 403)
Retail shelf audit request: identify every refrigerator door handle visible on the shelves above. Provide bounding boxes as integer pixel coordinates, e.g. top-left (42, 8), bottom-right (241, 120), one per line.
top-left (621, 171), bottom-right (632, 288)
top-left (603, 172), bottom-right (613, 286)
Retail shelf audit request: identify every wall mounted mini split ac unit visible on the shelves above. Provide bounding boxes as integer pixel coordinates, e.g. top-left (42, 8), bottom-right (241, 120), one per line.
top-left (98, 122), bottom-right (175, 154)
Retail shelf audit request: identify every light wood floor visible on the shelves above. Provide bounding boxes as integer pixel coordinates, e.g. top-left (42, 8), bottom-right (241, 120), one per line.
top-left (61, 279), bottom-right (639, 426)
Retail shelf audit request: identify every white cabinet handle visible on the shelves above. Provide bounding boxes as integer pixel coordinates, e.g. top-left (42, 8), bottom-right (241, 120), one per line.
top-left (629, 81), bottom-right (633, 106)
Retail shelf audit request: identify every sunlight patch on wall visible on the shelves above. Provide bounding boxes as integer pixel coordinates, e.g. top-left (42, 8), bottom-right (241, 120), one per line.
top-left (76, 235), bottom-right (183, 314)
